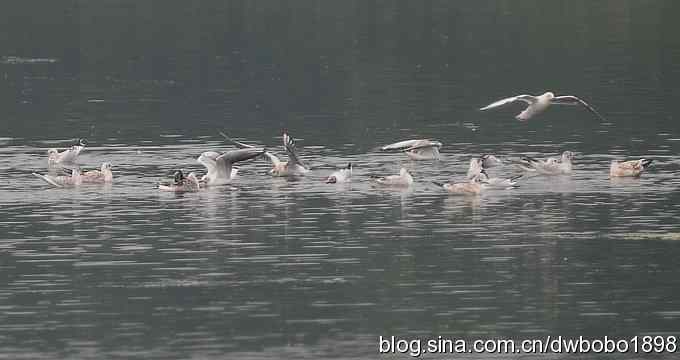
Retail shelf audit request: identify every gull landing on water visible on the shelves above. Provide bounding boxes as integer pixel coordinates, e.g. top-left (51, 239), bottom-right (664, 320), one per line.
top-left (381, 139), bottom-right (442, 160)
top-left (479, 92), bottom-right (606, 121)
top-left (221, 131), bottom-right (310, 177)
top-left (610, 159), bottom-right (653, 178)
top-left (325, 163), bottom-right (352, 184)
top-left (197, 148), bottom-right (265, 186)
top-left (47, 138), bottom-right (87, 165)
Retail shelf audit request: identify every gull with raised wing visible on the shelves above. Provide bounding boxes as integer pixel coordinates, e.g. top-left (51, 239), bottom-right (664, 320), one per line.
top-left (81, 162), bottom-right (113, 184)
top-left (325, 163), bottom-right (352, 184)
top-left (371, 167), bottom-right (414, 187)
top-left (467, 157), bottom-right (521, 189)
top-left (610, 158), bottom-right (653, 178)
top-left (480, 92), bottom-right (606, 121)
top-left (381, 139), bottom-right (442, 160)
top-left (47, 138), bottom-right (87, 165)
top-left (197, 147), bottom-right (266, 186)
top-left (515, 151), bottom-right (575, 175)
top-left (33, 167), bottom-right (82, 187)
top-left (221, 131), bottom-right (310, 177)
top-left (158, 170), bottom-right (200, 192)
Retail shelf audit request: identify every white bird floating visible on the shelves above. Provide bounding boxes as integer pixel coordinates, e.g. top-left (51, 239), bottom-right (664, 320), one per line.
top-left (610, 159), bottom-right (653, 178)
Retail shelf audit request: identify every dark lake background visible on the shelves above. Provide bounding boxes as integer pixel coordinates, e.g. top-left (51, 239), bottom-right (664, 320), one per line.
top-left (1, 1), bottom-right (679, 359)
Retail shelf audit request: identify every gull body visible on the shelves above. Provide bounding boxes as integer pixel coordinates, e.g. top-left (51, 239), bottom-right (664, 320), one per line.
top-left (381, 139), bottom-right (442, 160)
top-left (33, 168), bottom-right (82, 187)
top-left (432, 178), bottom-right (483, 195)
top-left (515, 151), bottom-right (574, 175)
top-left (325, 163), bottom-right (352, 184)
top-left (158, 170), bottom-right (200, 192)
top-left (371, 167), bottom-right (413, 187)
top-left (81, 162), bottom-right (113, 184)
top-left (197, 148), bottom-right (265, 185)
top-left (610, 159), bottom-right (653, 178)
top-left (480, 91), bottom-right (606, 121)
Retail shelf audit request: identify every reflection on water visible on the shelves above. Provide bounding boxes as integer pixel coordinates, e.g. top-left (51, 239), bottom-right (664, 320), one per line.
top-left (1, 0), bottom-right (680, 359)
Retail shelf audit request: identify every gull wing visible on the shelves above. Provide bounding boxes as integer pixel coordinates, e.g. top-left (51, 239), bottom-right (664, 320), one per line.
top-left (33, 173), bottom-right (63, 187)
top-left (215, 148), bottom-right (266, 179)
top-left (551, 96), bottom-right (606, 121)
top-left (404, 140), bottom-right (442, 152)
top-left (479, 95), bottom-right (536, 111)
top-left (283, 132), bottom-right (305, 168)
top-left (220, 131), bottom-right (281, 165)
top-left (380, 139), bottom-right (422, 151)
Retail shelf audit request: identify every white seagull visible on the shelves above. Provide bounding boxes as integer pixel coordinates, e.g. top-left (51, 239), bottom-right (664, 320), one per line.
top-left (325, 163), bottom-right (352, 184)
top-left (33, 167), bottom-right (82, 187)
top-left (221, 131), bottom-right (310, 177)
top-left (81, 162), bottom-right (113, 184)
top-left (515, 151), bottom-right (575, 175)
top-left (610, 158), bottom-right (653, 178)
top-left (432, 177), bottom-right (484, 195)
top-left (380, 139), bottom-right (442, 160)
top-left (467, 157), bottom-right (521, 189)
top-left (479, 92), bottom-right (606, 121)
top-left (158, 170), bottom-right (200, 192)
top-left (197, 148), bottom-right (266, 186)
top-left (47, 138), bottom-right (87, 165)
top-left (371, 167), bottom-right (414, 187)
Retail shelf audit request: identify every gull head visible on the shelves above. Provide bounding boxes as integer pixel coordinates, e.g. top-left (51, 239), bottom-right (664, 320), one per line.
top-left (544, 91), bottom-right (555, 99)
top-left (481, 154), bottom-right (503, 168)
top-left (561, 151), bottom-right (575, 162)
top-left (173, 170), bottom-right (184, 185)
top-left (101, 162), bottom-right (112, 171)
top-left (47, 148), bottom-right (58, 160)
top-left (77, 138), bottom-right (88, 147)
top-left (399, 167), bottom-right (412, 177)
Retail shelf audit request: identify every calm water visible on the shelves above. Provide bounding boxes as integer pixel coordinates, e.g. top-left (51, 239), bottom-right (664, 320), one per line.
top-left (1, 1), bottom-right (680, 359)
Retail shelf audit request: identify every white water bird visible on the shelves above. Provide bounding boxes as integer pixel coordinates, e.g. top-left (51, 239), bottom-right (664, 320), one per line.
top-left (610, 158), bottom-right (653, 178)
top-left (158, 170), bottom-right (200, 192)
top-left (81, 162), bottom-right (113, 184)
top-left (197, 148), bottom-right (266, 185)
top-left (380, 139), bottom-right (442, 160)
top-left (432, 177), bottom-right (484, 195)
top-left (515, 151), bottom-right (575, 175)
top-left (479, 92), bottom-right (606, 121)
top-left (371, 167), bottom-right (414, 187)
top-left (325, 163), bottom-right (352, 184)
top-left (33, 167), bottom-right (82, 187)
top-left (221, 131), bottom-right (310, 177)
top-left (467, 157), bottom-right (521, 189)
top-left (47, 138), bottom-right (87, 165)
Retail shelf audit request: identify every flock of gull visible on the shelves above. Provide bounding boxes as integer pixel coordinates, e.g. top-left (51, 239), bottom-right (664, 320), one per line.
top-left (33, 91), bottom-right (654, 195)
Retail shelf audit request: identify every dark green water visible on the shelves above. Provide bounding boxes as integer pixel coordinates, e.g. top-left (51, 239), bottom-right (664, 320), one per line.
top-left (1, 1), bottom-right (679, 359)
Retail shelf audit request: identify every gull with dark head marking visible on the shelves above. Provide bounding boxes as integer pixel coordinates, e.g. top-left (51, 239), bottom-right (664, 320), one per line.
top-left (33, 167), bottom-right (82, 187)
top-left (514, 151), bottom-right (575, 175)
top-left (47, 138), bottom-right (87, 165)
top-left (371, 167), bottom-right (414, 187)
top-left (158, 170), bottom-right (200, 192)
top-left (197, 147), bottom-right (266, 186)
top-left (480, 92), bottom-right (606, 121)
top-left (221, 131), bottom-right (310, 177)
top-left (610, 158), bottom-right (653, 178)
top-left (381, 139), bottom-right (442, 160)
top-left (82, 162), bottom-right (113, 184)
top-left (325, 163), bottom-right (352, 184)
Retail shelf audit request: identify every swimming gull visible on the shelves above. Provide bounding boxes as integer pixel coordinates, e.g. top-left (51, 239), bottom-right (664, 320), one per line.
top-left (610, 158), bottom-right (653, 178)
top-left (325, 163), bottom-right (352, 184)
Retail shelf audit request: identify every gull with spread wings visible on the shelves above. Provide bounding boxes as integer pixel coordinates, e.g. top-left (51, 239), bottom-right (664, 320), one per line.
top-left (380, 139), bottom-right (442, 160)
top-left (197, 148), bottom-right (266, 185)
top-left (221, 131), bottom-right (310, 177)
top-left (480, 91), bottom-right (606, 121)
